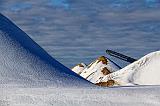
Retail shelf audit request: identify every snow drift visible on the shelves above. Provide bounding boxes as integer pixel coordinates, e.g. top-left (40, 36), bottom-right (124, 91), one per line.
top-left (101, 51), bottom-right (160, 86)
top-left (0, 13), bottom-right (92, 87)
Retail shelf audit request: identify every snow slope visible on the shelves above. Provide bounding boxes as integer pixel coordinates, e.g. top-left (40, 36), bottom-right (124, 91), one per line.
top-left (101, 51), bottom-right (160, 86)
top-left (0, 13), bottom-right (92, 87)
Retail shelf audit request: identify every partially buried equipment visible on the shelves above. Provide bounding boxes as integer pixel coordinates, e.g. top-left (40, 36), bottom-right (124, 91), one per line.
top-left (106, 49), bottom-right (137, 63)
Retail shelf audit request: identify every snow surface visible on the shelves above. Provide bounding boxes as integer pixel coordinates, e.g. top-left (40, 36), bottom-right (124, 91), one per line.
top-left (1, 86), bottom-right (160, 106)
top-left (1, 14), bottom-right (160, 106)
top-left (102, 51), bottom-right (160, 86)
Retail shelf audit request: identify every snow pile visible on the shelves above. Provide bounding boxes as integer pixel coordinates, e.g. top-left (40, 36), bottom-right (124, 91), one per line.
top-left (0, 13), bottom-right (92, 88)
top-left (101, 51), bottom-right (160, 86)
top-left (72, 56), bottom-right (120, 84)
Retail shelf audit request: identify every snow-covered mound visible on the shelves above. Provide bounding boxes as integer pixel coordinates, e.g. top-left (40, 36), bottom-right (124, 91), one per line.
top-left (74, 56), bottom-right (120, 84)
top-left (71, 63), bottom-right (87, 74)
top-left (101, 51), bottom-right (160, 86)
top-left (0, 13), bottom-right (92, 87)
